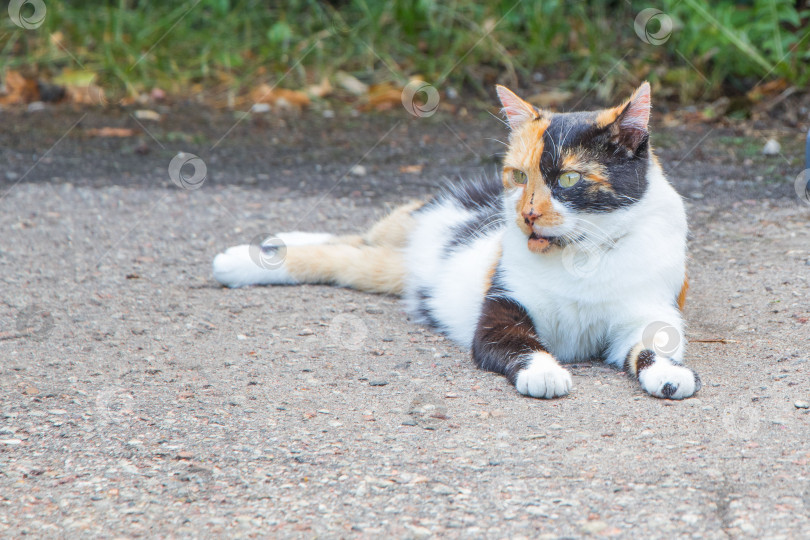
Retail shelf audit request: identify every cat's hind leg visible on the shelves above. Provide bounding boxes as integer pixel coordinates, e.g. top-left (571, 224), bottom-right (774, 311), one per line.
top-left (212, 232), bottom-right (335, 288)
top-left (212, 242), bottom-right (407, 293)
top-left (212, 201), bottom-right (422, 291)
top-left (362, 201), bottom-right (423, 247)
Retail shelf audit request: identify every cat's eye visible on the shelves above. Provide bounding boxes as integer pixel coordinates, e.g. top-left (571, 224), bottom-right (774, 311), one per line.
top-left (511, 170), bottom-right (528, 184)
top-left (558, 171), bottom-right (581, 188)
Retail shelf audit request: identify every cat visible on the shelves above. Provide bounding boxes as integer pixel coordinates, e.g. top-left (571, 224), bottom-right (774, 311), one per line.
top-left (212, 82), bottom-right (701, 400)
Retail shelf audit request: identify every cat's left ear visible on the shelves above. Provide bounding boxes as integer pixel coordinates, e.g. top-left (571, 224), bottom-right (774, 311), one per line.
top-left (603, 82), bottom-right (651, 152)
top-left (496, 85), bottom-right (538, 130)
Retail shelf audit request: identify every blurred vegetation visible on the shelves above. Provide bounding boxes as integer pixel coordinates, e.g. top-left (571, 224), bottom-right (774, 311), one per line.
top-left (1, 0), bottom-right (808, 103)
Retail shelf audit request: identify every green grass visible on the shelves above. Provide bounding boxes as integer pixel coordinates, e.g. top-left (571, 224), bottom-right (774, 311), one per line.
top-left (0, 0), bottom-right (808, 104)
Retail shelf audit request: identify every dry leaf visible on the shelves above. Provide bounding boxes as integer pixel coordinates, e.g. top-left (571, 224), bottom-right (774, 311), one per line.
top-left (399, 164), bottom-right (424, 174)
top-left (747, 78), bottom-right (788, 103)
top-left (335, 71), bottom-right (368, 95)
top-left (362, 82), bottom-right (402, 111)
top-left (307, 77), bottom-right (332, 98)
top-left (85, 127), bottom-right (136, 137)
top-left (249, 84), bottom-right (310, 109)
top-left (526, 90), bottom-right (572, 108)
top-left (0, 70), bottom-right (39, 104)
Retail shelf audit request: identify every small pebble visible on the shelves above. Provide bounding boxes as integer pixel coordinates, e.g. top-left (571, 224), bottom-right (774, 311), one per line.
top-left (581, 520), bottom-right (608, 534)
top-left (350, 165), bottom-right (367, 176)
top-left (794, 400), bottom-right (809, 409)
top-left (762, 139), bottom-right (780, 155)
top-left (0, 439), bottom-right (22, 445)
top-left (250, 103), bottom-right (271, 113)
top-left (134, 109), bottom-right (161, 121)
top-left (369, 380), bottom-right (388, 387)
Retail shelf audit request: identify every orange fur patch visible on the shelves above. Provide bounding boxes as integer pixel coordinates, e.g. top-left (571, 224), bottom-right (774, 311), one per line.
top-left (284, 244), bottom-right (407, 294)
top-left (483, 247), bottom-right (502, 292)
top-left (502, 116), bottom-right (566, 239)
top-left (502, 117), bottom-right (551, 189)
top-left (595, 105), bottom-right (623, 128)
top-left (363, 200), bottom-right (424, 247)
top-left (677, 276), bottom-right (689, 311)
top-left (282, 200), bottom-right (425, 295)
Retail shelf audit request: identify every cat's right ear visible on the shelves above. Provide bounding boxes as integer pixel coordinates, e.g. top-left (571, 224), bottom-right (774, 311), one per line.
top-left (496, 85), bottom-right (538, 130)
top-left (599, 82), bottom-right (651, 152)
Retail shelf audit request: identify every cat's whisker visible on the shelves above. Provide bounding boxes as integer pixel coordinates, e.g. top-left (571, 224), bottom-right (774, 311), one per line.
top-left (485, 137), bottom-right (509, 148)
top-left (488, 111), bottom-right (510, 128)
top-left (568, 218), bottom-right (618, 250)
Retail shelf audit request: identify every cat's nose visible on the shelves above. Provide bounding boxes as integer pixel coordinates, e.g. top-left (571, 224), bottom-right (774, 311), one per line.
top-left (522, 208), bottom-right (540, 223)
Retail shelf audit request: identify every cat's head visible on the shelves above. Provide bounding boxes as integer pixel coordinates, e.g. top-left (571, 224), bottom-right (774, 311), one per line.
top-left (497, 83), bottom-right (652, 253)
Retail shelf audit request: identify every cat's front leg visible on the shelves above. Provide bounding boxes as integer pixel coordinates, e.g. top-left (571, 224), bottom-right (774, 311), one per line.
top-left (627, 344), bottom-right (701, 399)
top-left (609, 318), bottom-right (701, 400)
top-left (472, 295), bottom-right (571, 399)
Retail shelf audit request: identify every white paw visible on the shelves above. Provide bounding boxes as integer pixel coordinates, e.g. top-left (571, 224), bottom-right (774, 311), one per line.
top-left (515, 352), bottom-right (572, 399)
top-left (639, 358), bottom-right (701, 399)
top-left (212, 244), bottom-right (296, 288)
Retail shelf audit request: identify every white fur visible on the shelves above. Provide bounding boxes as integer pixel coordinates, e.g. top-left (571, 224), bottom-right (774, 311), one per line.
top-left (212, 232), bottom-right (332, 288)
top-left (515, 352), bottom-right (572, 399)
top-left (639, 356), bottom-right (699, 400)
top-left (212, 244), bottom-right (297, 288)
top-left (402, 200), bottom-right (501, 346)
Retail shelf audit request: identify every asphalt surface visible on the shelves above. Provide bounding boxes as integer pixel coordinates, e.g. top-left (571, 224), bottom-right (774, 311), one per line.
top-left (1, 103), bottom-right (809, 538)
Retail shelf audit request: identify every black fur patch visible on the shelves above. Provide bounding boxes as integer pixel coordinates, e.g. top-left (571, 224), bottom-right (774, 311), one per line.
top-left (661, 382), bottom-right (677, 398)
top-left (539, 112), bottom-right (649, 212)
top-left (444, 208), bottom-right (504, 254)
top-left (415, 287), bottom-right (445, 333)
top-left (472, 281), bottom-right (546, 384)
top-left (417, 176), bottom-right (503, 215)
top-left (636, 348), bottom-right (657, 374)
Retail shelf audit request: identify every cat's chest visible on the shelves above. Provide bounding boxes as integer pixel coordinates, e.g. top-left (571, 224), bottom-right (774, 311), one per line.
top-left (499, 255), bottom-right (629, 362)
top-left (523, 292), bottom-right (613, 362)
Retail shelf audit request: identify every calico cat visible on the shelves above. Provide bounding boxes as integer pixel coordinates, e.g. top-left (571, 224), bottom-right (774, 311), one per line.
top-left (212, 82), bottom-right (701, 400)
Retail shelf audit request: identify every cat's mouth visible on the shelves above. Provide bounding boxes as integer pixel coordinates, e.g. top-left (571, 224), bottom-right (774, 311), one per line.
top-left (528, 232), bottom-right (560, 252)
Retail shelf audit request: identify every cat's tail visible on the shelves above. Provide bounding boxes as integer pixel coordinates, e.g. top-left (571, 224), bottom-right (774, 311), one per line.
top-left (211, 201), bottom-right (422, 295)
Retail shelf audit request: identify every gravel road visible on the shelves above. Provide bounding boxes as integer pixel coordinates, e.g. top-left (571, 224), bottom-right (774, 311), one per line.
top-left (1, 104), bottom-right (809, 538)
